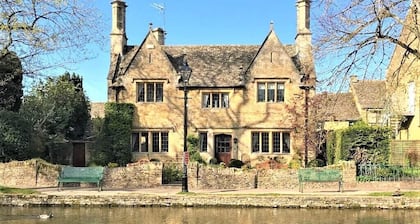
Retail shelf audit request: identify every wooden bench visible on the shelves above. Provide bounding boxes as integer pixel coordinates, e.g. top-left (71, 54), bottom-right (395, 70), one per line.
top-left (58, 166), bottom-right (105, 191)
top-left (298, 168), bottom-right (343, 193)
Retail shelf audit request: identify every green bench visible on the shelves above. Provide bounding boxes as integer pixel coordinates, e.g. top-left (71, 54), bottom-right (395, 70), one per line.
top-left (298, 168), bottom-right (343, 193)
top-left (58, 166), bottom-right (105, 191)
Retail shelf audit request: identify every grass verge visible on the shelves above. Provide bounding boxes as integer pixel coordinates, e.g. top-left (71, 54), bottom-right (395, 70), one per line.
top-left (367, 191), bottom-right (420, 197)
top-left (0, 185), bottom-right (37, 194)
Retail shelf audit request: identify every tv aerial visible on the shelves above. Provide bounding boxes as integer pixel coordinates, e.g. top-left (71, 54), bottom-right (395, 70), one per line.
top-left (151, 3), bottom-right (166, 30)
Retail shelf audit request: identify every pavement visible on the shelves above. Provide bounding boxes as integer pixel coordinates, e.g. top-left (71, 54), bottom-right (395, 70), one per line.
top-left (34, 185), bottom-right (412, 197)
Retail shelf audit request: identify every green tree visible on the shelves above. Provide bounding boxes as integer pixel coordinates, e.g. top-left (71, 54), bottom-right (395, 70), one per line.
top-left (92, 103), bottom-right (134, 166)
top-left (0, 51), bottom-right (23, 112)
top-left (20, 72), bottom-right (90, 161)
top-left (0, 110), bottom-right (33, 162)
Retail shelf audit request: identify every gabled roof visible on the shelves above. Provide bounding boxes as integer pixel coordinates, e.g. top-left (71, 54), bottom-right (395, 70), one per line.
top-left (108, 29), bottom-right (302, 88)
top-left (351, 80), bottom-right (386, 109)
top-left (314, 92), bottom-right (360, 121)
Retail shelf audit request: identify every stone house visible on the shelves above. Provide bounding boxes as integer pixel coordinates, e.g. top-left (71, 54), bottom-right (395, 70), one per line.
top-left (314, 76), bottom-right (386, 131)
top-left (386, 2), bottom-right (420, 141)
top-left (106, 0), bottom-right (316, 166)
top-left (385, 2), bottom-right (420, 164)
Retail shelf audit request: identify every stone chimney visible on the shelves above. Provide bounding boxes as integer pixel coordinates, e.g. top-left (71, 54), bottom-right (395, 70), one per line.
top-left (110, 0), bottom-right (127, 56)
top-left (295, 0), bottom-right (312, 63)
top-left (152, 27), bottom-right (165, 45)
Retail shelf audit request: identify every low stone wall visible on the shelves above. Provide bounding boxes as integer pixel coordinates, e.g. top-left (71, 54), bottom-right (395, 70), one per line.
top-left (1, 194), bottom-right (419, 209)
top-left (188, 164), bottom-right (257, 189)
top-left (0, 160), bottom-right (59, 188)
top-left (103, 162), bottom-right (162, 189)
top-left (0, 160), bottom-right (161, 189)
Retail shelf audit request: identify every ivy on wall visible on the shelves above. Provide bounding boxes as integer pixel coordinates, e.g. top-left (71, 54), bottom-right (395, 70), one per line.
top-left (92, 103), bottom-right (134, 166)
top-left (326, 122), bottom-right (391, 165)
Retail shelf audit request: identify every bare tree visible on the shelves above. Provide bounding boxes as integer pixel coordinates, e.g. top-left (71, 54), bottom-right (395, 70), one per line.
top-left (0, 0), bottom-right (104, 76)
top-left (313, 0), bottom-right (419, 89)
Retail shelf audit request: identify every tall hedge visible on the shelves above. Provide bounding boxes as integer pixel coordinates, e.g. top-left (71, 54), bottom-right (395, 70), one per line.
top-left (326, 122), bottom-right (391, 165)
top-left (93, 103), bottom-right (134, 166)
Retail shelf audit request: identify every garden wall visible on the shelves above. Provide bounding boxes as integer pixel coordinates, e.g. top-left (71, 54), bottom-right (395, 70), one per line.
top-left (0, 160), bottom-right (59, 188)
top-left (1, 159), bottom-right (359, 191)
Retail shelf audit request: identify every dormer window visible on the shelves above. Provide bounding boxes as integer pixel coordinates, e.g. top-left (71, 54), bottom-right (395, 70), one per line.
top-left (257, 82), bottom-right (285, 102)
top-left (202, 92), bottom-right (229, 108)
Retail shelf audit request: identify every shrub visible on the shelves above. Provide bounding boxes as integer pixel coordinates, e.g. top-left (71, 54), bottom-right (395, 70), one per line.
top-left (187, 135), bottom-right (206, 164)
top-left (228, 159), bottom-right (244, 168)
top-left (162, 163), bottom-right (182, 184)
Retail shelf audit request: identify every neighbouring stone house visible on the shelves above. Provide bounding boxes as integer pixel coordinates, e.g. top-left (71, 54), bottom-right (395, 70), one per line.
top-left (314, 76), bottom-right (386, 131)
top-left (105, 0), bottom-right (316, 166)
top-left (385, 1), bottom-right (420, 164)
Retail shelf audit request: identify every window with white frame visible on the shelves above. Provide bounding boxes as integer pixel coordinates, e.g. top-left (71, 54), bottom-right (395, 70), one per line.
top-left (131, 131), bottom-right (168, 153)
top-left (137, 82), bottom-right (163, 102)
top-left (252, 131), bottom-right (290, 154)
top-left (257, 82), bottom-right (285, 102)
top-left (202, 92), bottom-right (229, 108)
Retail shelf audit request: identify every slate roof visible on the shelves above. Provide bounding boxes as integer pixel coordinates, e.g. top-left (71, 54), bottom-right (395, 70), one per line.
top-left (314, 92), bottom-right (360, 121)
top-left (108, 32), bottom-right (299, 87)
top-left (164, 45), bottom-right (259, 87)
top-left (351, 80), bottom-right (386, 109)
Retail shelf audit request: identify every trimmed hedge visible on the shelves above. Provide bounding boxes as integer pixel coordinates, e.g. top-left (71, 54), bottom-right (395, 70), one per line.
top-left (327, 122), bottom-right (391, 165)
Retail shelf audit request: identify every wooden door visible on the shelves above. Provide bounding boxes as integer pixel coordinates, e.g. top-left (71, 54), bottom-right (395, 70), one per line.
top-left (72, 143), bottom-right (86, 167)
top-left (215, 134), bottom-right (232, 164)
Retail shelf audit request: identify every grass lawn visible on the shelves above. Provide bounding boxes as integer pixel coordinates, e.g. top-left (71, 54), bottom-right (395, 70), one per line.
top-left (368, 191), bottom-right (420, 197)
top-left (0, 185), bottom-right (37, 194)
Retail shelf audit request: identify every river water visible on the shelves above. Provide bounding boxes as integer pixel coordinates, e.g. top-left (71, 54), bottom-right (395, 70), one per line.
top-left (0, 207), bottom-right (419, 224)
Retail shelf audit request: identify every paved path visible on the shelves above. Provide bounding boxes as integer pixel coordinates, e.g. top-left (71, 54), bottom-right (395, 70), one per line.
top-left (35, 185), bottom-right (408, 197)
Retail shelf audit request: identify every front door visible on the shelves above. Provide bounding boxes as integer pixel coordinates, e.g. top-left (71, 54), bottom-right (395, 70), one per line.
top-left (215, 134), bottom-right (232, 164)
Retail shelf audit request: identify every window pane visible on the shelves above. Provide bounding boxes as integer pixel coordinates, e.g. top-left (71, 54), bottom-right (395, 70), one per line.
top-left (251, 132), bottom-right (260, 153)
top-left (277, 83), bottom-right (285, 102)
top-left (212, 93), bottom-right (220, 108)
top-left (152, 132), bottom-right (159, 152)
top-left (199, 132), bottom-right (208, 152)
top-left (131, 133), bottom-right (139, 152)
top-left (261, 132), bottom-right (269, 152)
top-left (161, 132), bottom-right (168, 152)
top-left (267, 83), bottom-right (275, 102)
top-left (282, 132), bottom-right (290, 153)
top-left (202, 93), bottom-right (210, 108)
top-left (215, 134), bottom-right (231, 152)
top-left (273, 132), bottom-right (281, 153)
top-left (156, 83), bottom-right (163, 102)
top-left (222, 93), bottom-right (229, 108)
top-left (257, 83), bottom-right (265, 102)
top-left (140, 132), bottom-right (148, 152)
top-left (146, 83), bottom-right (155, 102)
top-left (137, 83), bottom-right (145, 102)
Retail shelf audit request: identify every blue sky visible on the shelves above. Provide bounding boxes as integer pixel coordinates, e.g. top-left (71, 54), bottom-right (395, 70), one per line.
top-left (71, 0), bottom-right (299, 102)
